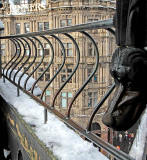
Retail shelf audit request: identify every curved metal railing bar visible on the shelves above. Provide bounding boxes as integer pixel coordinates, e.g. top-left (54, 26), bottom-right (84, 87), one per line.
top-left (3, 39), bottom-right (18, 83)
top-left (9, 38), bottom-right (22, 80)
top-left (17, 37), bottom-right (31, 96)
top-left (30, 36), bottom-right (45, 94)
top-left (51, 33), bottom-right (80, 109)
top-left (31, 36), bottom-right (54, 96)
top-left (86, 28), bottom-right (115, 131)
top-left (13, 38), bottom-right (27, 82)
top-left (45, 34), bottom-right (66, 107)
top-left (106, 28), bottom-right (115, 35)
top-left (5, 39), bottom-right (19, 79)
top-left (0, 19), bottom-right (113, 39)
top-left (40, 35), bottom-right (65, 100)
top-left (40, 35), bottom-right (54, 100)
top-left (67, 31), bottom-right (99, 118)
top-left (24, 37), bottom-right (38, 90)
top-left (87, 83), bottom-right (115, 132)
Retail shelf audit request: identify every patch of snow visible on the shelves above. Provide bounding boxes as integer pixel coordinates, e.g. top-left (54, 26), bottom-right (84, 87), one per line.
top-left (0, 79), bottom-right (108, 160)
top-left (40, 0), bottom-right (46, 6)
top-left (3, 69), bottom-right (42, 96)
top-left (129, 108), bottom-right (147, 160)
top-left (4, 149), bottom-right (11, 158)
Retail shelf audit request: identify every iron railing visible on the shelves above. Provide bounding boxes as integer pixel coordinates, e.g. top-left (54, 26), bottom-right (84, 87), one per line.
top-left (0, 19), bottom-right (135, 160)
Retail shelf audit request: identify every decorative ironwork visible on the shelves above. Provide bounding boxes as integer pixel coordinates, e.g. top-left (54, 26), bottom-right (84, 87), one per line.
top-left (0, 19), bottom-right (135, 160)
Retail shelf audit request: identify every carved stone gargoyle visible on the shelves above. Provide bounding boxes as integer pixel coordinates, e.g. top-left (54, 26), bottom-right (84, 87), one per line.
top-left (102, 47), bottom-right (147, 131)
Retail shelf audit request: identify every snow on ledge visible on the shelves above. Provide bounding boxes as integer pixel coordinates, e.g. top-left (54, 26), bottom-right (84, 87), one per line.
top-left (129, 107), bottom-right (147, 160)
top-left (3, 69), bottom-right (42, 96)
top-left (0, 79), bottom-right (108, 160)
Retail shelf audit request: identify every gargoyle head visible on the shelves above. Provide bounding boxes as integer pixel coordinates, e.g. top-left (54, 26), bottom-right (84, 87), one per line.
top-left (102, 47), bottom-right (147, 131)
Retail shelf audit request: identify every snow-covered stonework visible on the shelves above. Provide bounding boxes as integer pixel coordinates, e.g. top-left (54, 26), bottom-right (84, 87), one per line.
top-left (0, 79), bottom-right (108, 160)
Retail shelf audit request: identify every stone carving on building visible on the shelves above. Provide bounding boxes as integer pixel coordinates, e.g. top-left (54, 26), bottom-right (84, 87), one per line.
top-left (102, 0), bottom-right (147, 131)
top-left (102, 47), bottom-right (147, 130)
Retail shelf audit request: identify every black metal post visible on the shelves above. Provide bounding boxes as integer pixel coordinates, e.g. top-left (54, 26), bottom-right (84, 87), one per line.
top-left (0, 20), bottom-right (4, 78)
